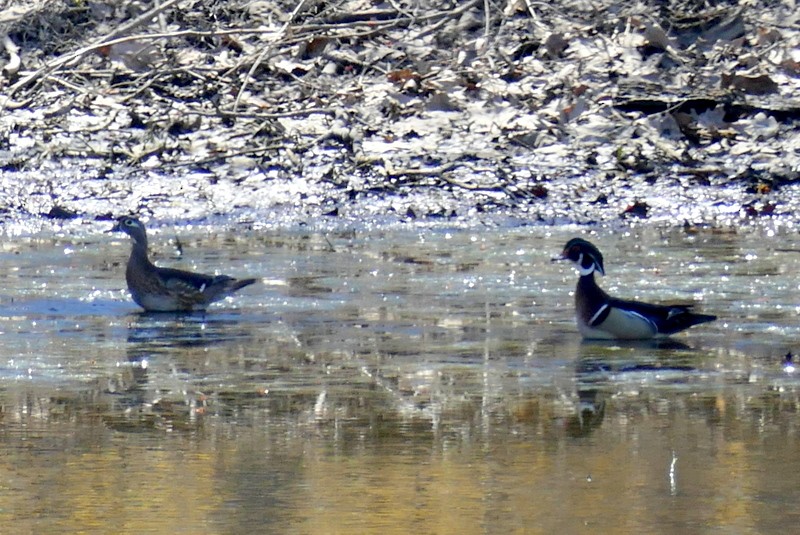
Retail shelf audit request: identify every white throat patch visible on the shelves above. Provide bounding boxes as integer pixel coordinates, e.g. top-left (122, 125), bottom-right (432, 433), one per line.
top-left (576, 253), bottom-right (595, 276)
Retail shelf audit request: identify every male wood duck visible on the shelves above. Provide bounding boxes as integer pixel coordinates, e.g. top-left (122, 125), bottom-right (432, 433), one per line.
top-left (556, 238), bottom-right (716, 340)
top-left (111, 216), bottom-right (257, 312)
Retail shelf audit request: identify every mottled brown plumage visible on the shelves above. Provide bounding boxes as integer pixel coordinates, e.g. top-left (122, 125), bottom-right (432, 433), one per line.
top-left (112, 216), bottom-right (257, 312)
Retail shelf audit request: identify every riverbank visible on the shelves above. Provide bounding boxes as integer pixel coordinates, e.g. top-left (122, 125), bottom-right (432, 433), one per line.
top-left (1, 0), bottom-right (799, 227)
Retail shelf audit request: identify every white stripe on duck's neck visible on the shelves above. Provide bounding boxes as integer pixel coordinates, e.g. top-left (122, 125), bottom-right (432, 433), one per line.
top-left (576, 253), bottom-right (596, 277)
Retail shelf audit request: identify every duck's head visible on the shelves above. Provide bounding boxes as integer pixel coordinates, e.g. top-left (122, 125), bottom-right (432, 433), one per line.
top-left (111, 216), bottom-right (148, 247)
top-left (558, 238), bottom-right (605, 276)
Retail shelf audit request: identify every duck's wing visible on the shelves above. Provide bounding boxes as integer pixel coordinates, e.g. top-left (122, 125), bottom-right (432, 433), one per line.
top-left (608, 298), bottom-right (716, 335)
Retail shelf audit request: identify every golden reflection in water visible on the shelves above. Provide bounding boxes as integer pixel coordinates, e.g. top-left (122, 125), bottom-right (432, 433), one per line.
top-left (0, 378), bottom-right (799, 533)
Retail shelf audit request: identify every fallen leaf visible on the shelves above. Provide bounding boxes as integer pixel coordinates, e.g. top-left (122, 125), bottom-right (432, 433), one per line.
top-left (755, 27), bottom-right (781, 46)
top-left (721, 73), bottom-right (779, 95)
top-left (387, 69), bottom-right (421, 85)
top-left (780, 58), bottom-right (800, 76)
top-left (621, 201), bottom-right (649, 218)
top-left (544, 33), bottom-right (568, 58)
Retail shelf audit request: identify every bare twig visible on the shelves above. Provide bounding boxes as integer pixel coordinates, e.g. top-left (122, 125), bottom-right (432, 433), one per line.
top-left (3, 0), bottom-right (183, 104)
top-left (233, 0), bottom-right (310, 112)
top-left (194, 106), bottom-right (336, 121)
top-left (484, 0), bottom-right (491, 39)
top-left (386, 162), bottom-right (459, 178)
top-left (2, 35), bottom-right (21, 77)
top-left (413, 0), bottom-right (483, 40)
top-left (161, 144), bottom-right (285, 169)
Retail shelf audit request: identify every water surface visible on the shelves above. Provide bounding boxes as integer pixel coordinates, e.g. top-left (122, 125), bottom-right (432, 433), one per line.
top-left (0, 222), bottom-right (798, 533)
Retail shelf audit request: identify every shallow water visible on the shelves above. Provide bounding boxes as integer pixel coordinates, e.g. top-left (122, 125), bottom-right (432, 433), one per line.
top-left (1, 221), bottom-right (799, 533)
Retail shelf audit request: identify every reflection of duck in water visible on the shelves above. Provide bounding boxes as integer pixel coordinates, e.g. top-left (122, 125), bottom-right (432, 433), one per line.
top-left (566, 382), bottom-right (606, 438)
top-left (555, 238), bottom-right (716, 340)
top-left (111, 216), bottom-right (257, 312)
top-left (126, 313), bottom-right (252, 352)
top-left (104, 314), bottom-right (253, 421)
top-left (784, 352), bottom-right (795, 373)
top-left (568, 348), bottom-right (698, 437)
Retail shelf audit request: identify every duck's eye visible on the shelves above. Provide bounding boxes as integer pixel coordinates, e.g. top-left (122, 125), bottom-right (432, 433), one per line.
top-left (125, 219), bottom-right (136, 227)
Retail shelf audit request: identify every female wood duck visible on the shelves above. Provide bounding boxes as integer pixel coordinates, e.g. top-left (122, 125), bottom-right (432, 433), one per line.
top-left (111, 216), bottom-right (257, 312)
top-left (557, 238), bottom-right (716, 340)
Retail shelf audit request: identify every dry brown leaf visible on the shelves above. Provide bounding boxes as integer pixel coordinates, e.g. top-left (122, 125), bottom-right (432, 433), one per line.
top-left (544, 33), bottom-right (568, 58)
top-left (387, 69), bottom-right (421, 85)
top-left (721, 73), bottom-right (779, 95)
top-left (299, 36), bottom-right (330, 59)
top-left (572, 84), bottom-right (589, 97)
top-left (643, 24), bottom-right (670, 51)
top-left (755, 27), bottom-right (781, 45)
top-left (780, 58), bottom-right (800, 76)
